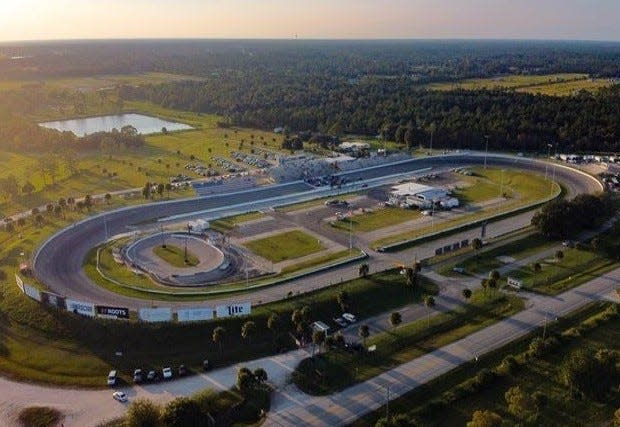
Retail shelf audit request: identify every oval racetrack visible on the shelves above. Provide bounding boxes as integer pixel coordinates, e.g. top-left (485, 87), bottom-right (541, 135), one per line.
top-left (32, 153), bottom-right (602, 309)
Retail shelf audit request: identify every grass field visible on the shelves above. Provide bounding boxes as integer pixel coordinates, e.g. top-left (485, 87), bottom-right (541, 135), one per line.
top-left (279, 249), bottom-right (363, 274)
top-left (152, 244), bottom-right (199, 267)
top-left (506, 248), bottom-right (619, 295)
top-left (293, 289), bottom-right (524, 395)
top-left (426, 73), bottom-right (614, 96)
top-left (244, 230), bottom-right (325, 262)
top-left (330, 207), bottom-right (421, 233)
top-left (439, 233), bottom-right (558, 277)
top-left (352, 302), bottom-right (620, 427)
top-left (210, 211), bottom-right (266, 232)
top-left (275, 194), bottom-right (358, 213)
top-left (0, 101), bottom-right (284, 216)
top-left (0, 253), bottom-right (436, 387)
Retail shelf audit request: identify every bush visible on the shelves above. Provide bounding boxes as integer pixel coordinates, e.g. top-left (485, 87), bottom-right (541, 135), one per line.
top-left (17, 406), bottom-right (63, 427)
top-left (161, 397), bottom-right (205, 427)
top-left (497, 355), bottom-right (520, 376)
top-left (126, 399), bottom-right (161, 427)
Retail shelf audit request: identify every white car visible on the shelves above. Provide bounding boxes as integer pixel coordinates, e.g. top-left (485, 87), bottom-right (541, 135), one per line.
top-left (162, 367), bottom-right (173, 380)
top-left (112, 391), bottom-right (128, 402)
top-left (107, 370), bottom-right (117, 386)
top-left (342, 313), bottom-right (357, 323)
top-left (333, 317), bottom-right (348, 328)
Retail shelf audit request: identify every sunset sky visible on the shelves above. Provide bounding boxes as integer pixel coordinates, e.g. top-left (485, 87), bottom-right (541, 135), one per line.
top-left (0, 0), bottom-right (619, 42)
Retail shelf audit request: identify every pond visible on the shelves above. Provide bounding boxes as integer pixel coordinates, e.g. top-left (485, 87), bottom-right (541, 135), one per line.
top-left (39, 113), bottom-right (193, 136)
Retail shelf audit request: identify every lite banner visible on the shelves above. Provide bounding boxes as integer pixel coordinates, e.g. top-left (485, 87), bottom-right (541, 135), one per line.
top-left (138, 307), bottom-right (173, 322)
top-left (40, 292), bottom-right (66, 309)
top-left (23, 284), bottom-right (41, 302)
top-left (15, 274), bottom-right (24, 292)
top-left (96, 305), bottom-right (130, 319)
top-left (177, 307), bottom-right (214, 322)
top-left (66, 299), bottom-right (96, 317)
top-left (507, 277), bottom-right (523, 289)
top-left (215, 302), bottom-right (251, 318)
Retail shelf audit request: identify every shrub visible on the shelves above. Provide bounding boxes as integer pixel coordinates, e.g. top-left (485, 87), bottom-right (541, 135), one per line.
top-left (17, 406), bottom-right (63, 427)
top-left (126, 398), bottom-right (161, 427)
top-left (497, 355), bottom-right (519, 376)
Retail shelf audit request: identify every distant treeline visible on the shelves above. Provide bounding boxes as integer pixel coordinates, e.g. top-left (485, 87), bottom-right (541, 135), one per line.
top-left (3, 40), bottom-right (620, 81)
top-left (121, 79), bottom-right (620, 153)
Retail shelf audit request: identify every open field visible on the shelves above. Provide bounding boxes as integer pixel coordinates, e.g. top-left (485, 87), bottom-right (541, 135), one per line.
top-left (331, 207), bottom-right (421, 233)
top-left (0, 249), bottom-right (435, 387)
top-left (352, 302), bottom-right (620, 427)
top-left (0, 101), bottom-right (284, 216)
top-left (293, 289), bottom-right (524, 395)
top-left (426, 73), bottom-right (614, 96)
top-left (439, 233), bottom-right (558, 277)
top-left (0, 72), bottom-right (205, 93)
top-left (244, 230), bottom-right (325, 263)
top-left (279, 249), bottom-right (363, 274)
top-left (506, 247), bottom-right (619, 295)
top-left (275, 194), bottom-right (359, 213)
top-left (152, 244), bottom-right (199, 268)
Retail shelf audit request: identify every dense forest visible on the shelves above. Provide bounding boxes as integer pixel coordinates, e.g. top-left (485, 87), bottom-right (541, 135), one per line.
top-left (121, 79), bottom-right (620, 153)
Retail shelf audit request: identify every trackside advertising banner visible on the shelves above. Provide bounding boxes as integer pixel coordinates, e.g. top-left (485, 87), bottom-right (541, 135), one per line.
top-left (40, 292), bottom-right (67, 309)
top-left (66, 299), bottom-right (96, 317)
top-left (23, 283), bottom-right (41, 302)
top-left (96, 305), bottom-right (130, 319)
top-left (215, 302), bottom-right (251, 318)
top-left (139, 307), bottom-right (173, 322)
top-left (15, 274), bottom-right (24, 292)
top-left (177, 307), bottom-right (214, 322)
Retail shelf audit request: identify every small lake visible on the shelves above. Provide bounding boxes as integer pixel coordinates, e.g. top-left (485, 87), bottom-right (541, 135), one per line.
top-left (39, 113), bottom-right (193, 137)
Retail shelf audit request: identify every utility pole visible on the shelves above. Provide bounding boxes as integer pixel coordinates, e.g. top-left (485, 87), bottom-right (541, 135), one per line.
top-left (483, 135), bottom-right (489, 169)
top-left (542, 310), bottom-right (548, 341)
top-left (550, 164), bottom-right (557, 196)
top-left (545, 143), bottom-right (553, 180)
top-left (498, 169), bottom-right (505, 213)
top-left (429, 129), bottom-right (434, 156)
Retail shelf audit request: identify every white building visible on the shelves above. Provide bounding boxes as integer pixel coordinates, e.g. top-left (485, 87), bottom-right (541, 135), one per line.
top-left (388, 182), bottom-right (459, 210)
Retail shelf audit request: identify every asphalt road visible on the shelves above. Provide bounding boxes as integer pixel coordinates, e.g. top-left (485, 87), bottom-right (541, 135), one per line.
top-left (32, 153), bottom-right (602, 310)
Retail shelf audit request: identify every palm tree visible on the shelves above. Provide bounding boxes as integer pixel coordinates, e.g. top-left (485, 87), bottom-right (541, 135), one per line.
top-left (489, 270), bottom-right (500, 282)
top-left (555, 250), bottom-right (564, 262)
top-left (481, 278), bottom-right (489, 297)
top-left (424, 296), bottom-right (436, 327)
top-left (389, 312), bottom-right (402, 328)
top-left (462, 288), bottom-right (472, 300)
top-left (104, 193), bottom-right (112, 204)
top-left (472, 238), bottom-right (483, 259)
top-left (312, 330), bottom-right (326, 357)
top-left (212, 326), bottom-right (225, 355)
top-left (358, 325), bottom-right (370, 347)
top-left (532, 262), bottom-right (542, 286)
top-left (253, 368), bottom-right (268, 384)
top-left (358, 263), bottom-right (369, 277)
top-left (241, 321), bottom-right (256, 344)
top-left (488, 278), bottom-right (498, 294)
top-left (267, 312), bottom-right (279, 343)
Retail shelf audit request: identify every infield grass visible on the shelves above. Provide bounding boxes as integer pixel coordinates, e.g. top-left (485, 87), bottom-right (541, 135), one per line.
top-left (331, 207), bottom-right (421, 233)
top-left (153, 244), bottom-right (199, 267)
top-left (244, 230), bottom-right (325, 262)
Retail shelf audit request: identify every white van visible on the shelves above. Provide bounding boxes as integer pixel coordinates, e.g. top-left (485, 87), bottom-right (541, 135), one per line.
top-left (107, 370), bottom-right (117, 386)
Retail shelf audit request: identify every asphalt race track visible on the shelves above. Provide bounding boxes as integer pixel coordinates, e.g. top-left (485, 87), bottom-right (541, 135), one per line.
top-left (32, 153), bottom-right (602, 309)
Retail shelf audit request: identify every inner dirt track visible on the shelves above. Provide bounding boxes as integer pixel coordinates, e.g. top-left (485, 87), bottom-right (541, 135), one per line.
top-left (33, 153), bottom-right (603, 310)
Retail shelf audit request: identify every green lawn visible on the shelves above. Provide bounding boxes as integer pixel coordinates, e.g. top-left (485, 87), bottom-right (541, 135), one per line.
top-left (331, 207), bottom-right (421, 233)
top-left (439, 233), bottom-right (558, 277)
top-left (517, 78), bottom-right (614, 96)
top-left (210, 211), bottom-right (266, 232)
top-left (352, 303), bottom-right (620, 427)
top-left (152, 244), bottom-right (199, 267)
top-left (0, 240), bottom-right (436, 388)
top-left (280, 249), bottom-right (363, 274)
top-left (276, 194), bottom-right (358, 213)
top-left (506, 248), bottom-right (619, 295)
top-left (244, 230), bottom-right (325, 262)
top-left (293, 290), bottom-right (524, 395)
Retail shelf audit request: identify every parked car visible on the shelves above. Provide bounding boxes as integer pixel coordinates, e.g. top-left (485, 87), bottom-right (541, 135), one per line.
top-left (342, 313), bottom-right (357, 323)
top-left (162, 367), bottom-right (173, 380)
top-left (133, 369), bottom-right (143, 383)
top-left (107, 370), bottom-right (117, 386)
top-left (112, 391), bottom-right (128, 402)
top-left (147, 370), bottom-right (157, 381)
top-left (178, 365), bottom-right (187, 376)
top-left (333, 317), bottom-right (348, 328)
top-left (452, 267), bottom-right (466, 274)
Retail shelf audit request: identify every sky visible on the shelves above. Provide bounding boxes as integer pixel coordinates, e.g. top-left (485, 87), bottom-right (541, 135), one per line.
top-left (1, 0), bottom-right (619, 42)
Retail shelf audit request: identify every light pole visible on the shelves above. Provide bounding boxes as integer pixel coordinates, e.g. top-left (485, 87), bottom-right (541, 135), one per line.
top-left (483, 135), bottom-right (489, 169)
top-left (545, 143), bottom-right (553, 180)
top-left (498, 169), bottom-right (505, 213)
top-left (429, 128), bottom-right (434, 156)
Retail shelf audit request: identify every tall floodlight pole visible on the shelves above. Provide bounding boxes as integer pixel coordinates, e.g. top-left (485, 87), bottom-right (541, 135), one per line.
top-left (429, 129), bottom-right (434, 156)
top-left (545, 143), bottom-right (553, 180)
top-left (483, 135), bottom-right (489, 169)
